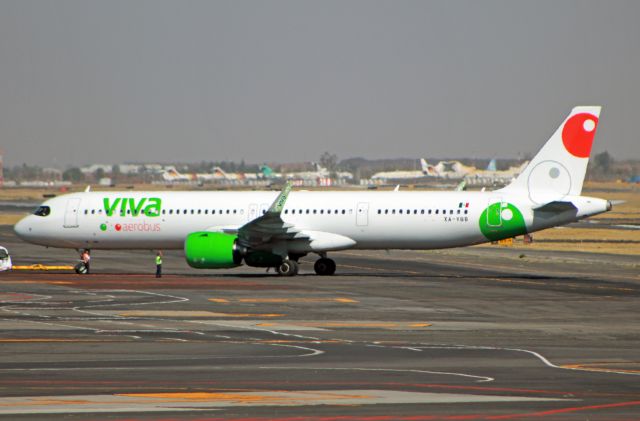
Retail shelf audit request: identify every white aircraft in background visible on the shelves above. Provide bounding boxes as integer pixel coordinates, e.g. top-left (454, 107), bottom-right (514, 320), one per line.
top-left (162, 166), bottom-right (243, 183)
top-left (15, 106), bottom-right (611, 276)
top-left (466, 159), bottom-right (529, 185)
top-left (371, 159), bottom-right (437, 181)
top-left (429, 160), bottom-right (477, 180)
top-left (284, 163), bottom-right (353, 181)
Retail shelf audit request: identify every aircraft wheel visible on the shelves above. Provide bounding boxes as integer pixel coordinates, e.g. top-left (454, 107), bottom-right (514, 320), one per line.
top-left (74, 262), bottom-right (88, 275)
top-left (277, 260), bottom-right (298, 276)
top-left (314, 258), bottom-right (336, 276)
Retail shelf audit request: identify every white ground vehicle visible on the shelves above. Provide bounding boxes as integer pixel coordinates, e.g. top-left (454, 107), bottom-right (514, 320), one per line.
top-left (0, 247), bottom-right (12, 271)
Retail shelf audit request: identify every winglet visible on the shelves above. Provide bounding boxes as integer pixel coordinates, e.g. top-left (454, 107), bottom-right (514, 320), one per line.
top-left (267, 183), bottom-right (292, 214)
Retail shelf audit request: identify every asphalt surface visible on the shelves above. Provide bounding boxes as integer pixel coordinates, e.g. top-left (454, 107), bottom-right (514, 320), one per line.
top-left (0, 225), bottom-right (639, 420)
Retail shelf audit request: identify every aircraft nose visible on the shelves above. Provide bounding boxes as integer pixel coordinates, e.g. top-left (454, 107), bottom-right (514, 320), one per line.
top-left (13, 216), bottom-right (33, 241)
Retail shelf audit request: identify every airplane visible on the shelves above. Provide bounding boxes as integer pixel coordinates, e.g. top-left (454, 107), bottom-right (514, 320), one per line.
top-left (162, 166), bottom-right (243, 184)
top-left (14, 106), bottom-right (612, 277)
top-left (465, 160), bottom-right (529, 186)
top-left (429, 160), bottom-right (477, 180)
top-left (371, 159), bottom-right (437, 181)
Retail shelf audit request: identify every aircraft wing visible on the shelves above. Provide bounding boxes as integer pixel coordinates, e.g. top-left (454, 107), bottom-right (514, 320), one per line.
top-left (236, 183), bottom-right (309, 248)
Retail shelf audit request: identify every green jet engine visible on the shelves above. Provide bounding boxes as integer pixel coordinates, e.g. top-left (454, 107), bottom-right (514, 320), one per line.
top-left (184, 232), bottom-right (284, 269)
top-left (184, 232), bottom-right (243, 269)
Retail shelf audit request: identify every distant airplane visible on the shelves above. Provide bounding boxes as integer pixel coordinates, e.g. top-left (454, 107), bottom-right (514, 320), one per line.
top-left (371, 159), bottom-right (437, 181)
top-left (429, 160), bottom-right (477, 180)
top-left (466, 160), bottom-right (529, 185)
top-left (16, 106), bottom-right (612, 277)
top-left (161, 166), bottom-right (242, 183)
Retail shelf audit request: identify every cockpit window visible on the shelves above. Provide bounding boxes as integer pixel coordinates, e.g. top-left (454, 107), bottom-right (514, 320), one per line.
top-left (34, 206), bottom-right (51, 217)
top-left (0, 249), bottom-right (8, 259)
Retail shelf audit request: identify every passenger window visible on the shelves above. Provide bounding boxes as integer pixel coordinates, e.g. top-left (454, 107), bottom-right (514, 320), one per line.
top-left (184, 209), bottom-right (188, 214)
top-left (306, 209), bottom-right (310, 214)
top-left (204, 210), bottom-right (208, 214)
top-left (313, 209), bottom-right (317, 214)
top-left (233, 210), bottom-right (237, 214)
top-left (190, 210), bottom-right (194, 214)
top-left (377, 209), bottom-right (381, 214)
top-left (226, 210), bottom-right (230, 214)
top-left (198, 209), bottom-right (201, 214)
top-left (464, 210), bottom-right (468, 215)
top-left (211, 210), bottom-right (215, 214)
top-left (320, 209), bottom-right (324, 214)
top-left (392, 209), bottom-right (396, 214)
top-left (342, 210), bottom-right (346, 214)
top-left (421, 209), bottom-right (424, 214)
top-left (284, 209), bottom-right (289, 214)
top-left (385, 209), bottom-right (389, 214)
top-left (399, 209), bottom-right (403, 214)
top-left (457, 209), bottom-right (460, 214)
top-left (428, 209), bottom-right (432, 214)
top-left (435, 210), bottom-right (439, 214)
top-left (450, 210), bottom-right (453, 215)
top-left (84, 210), bottom-right (88, 215)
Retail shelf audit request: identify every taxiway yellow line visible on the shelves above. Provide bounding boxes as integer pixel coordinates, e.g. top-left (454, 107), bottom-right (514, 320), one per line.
top-left (118, 310), bottom-right (284, 318)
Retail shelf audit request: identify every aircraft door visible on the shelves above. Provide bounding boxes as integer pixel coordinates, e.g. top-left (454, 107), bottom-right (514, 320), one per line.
top-left (63, 198), bottom-right (81, 228)
top-left (356, 202), bottom-right (369, 226)
top-left (248, 204), bottom-right (258, 221)
top-left (486, 197), bottom-right (503, 227)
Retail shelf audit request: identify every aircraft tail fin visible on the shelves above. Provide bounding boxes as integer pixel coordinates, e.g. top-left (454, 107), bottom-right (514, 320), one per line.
top-left (486, 158), bottom-right (497, 172)
top-left (420, 158), bottom-right (437, 176)
top-left (499, 106), bottom-right (601, 204)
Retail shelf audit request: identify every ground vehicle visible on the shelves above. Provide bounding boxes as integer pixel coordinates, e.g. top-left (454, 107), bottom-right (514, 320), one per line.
top-left (0, 247), bottom-right (12, 271)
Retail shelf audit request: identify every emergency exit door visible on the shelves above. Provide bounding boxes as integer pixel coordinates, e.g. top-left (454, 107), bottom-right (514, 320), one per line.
top-left (356, 202), bottom-right (369, 226)
top-left (248, 204), bottom-right (258, 221)
top-left (63, 198), bottom-right (81, 228)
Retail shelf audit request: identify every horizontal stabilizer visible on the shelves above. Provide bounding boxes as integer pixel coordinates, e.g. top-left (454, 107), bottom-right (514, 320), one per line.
top-left (533, 201), bottom-right (577, 212)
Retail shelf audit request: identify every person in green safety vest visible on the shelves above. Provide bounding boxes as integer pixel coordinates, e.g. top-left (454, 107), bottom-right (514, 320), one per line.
top-left (155, 251), bottom-right (163, 278)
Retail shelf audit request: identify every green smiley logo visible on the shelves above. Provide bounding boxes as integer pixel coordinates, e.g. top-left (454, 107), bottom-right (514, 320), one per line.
top-left (479, 202), bottom-right (526, 241)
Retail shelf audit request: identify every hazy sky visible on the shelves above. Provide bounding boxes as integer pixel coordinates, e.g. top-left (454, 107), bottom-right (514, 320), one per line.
top-left (1, 0), bottom-right (639, 167)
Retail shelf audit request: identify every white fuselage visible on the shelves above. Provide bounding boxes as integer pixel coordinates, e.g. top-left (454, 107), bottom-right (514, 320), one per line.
top-left (14, 190), bottom-right (610, 252)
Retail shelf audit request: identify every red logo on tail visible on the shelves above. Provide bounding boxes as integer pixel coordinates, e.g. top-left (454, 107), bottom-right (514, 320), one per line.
top-left (562, 113), bottom-right (599, 158)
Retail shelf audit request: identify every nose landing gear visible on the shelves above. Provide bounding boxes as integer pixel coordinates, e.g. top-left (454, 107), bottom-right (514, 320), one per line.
top-left (314, 257), bottom-right (336, 276)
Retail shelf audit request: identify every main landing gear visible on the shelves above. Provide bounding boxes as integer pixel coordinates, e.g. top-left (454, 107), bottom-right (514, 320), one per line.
top-left (275, 255), bottom-right (337, 276)
top-left (276, 260), bottom-right (299, 276)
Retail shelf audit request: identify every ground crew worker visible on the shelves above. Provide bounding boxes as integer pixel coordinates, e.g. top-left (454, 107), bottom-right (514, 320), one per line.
top-left (155, 251), bottom-right (163, 278)
top-left (81, 249), bottom-right (90, 274)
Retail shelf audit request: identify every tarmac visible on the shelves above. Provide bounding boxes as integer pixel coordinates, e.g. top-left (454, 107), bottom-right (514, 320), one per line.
top-left (0, 225), bottom-right (639, 420)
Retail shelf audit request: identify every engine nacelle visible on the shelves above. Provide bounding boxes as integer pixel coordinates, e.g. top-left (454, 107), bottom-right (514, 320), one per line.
top-left (184, 232), bottom-right (243, 269)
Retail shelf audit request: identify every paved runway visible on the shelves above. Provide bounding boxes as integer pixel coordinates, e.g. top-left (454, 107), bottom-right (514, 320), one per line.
top-left (0, 226), bottom-right (639, 419)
